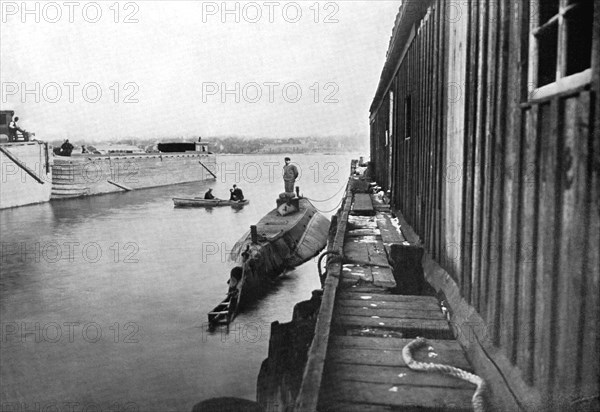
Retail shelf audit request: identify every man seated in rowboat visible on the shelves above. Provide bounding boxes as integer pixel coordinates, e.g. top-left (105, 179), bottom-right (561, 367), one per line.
top-left (204, 188), bottom-right (217, 200)
top-left (229, 184), bottom-right (245, 202)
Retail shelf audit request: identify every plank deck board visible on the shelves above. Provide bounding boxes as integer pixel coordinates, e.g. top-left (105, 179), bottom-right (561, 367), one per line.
top-left (339, 285), bottom-right (397, 294)
top-left (336, 298), bottom-right (441, 311)
top-left (347, 215), bottom-right (378, 229)
top-left (330, 335), bottom-right (462, 351)
top-left (318, 381), bottom-right (473, 411)
top-left (341, 265), bottom-right (374, 282)
top-left (316, 402), bottom-right (396, 412)
top-left (333, 315), bottom-right (454, 340)
top-left (351, 193), bottom-right (375, 215)
top-left (343, 241), bottom-right (391, 267)
top-left (341, 265), bottom-right (396, 289)
top-left (375, 212), bottom-right (407, 244)
top-left (337, 292), bottom-right (440, 305)
top-left (371, 265), bottom-right (397, 288)
top-left (325, 364), bottom-right (475, 388)
top-left (319, 402), bottom-right (394, 412)
top-left (334, 306), bottom-right (446, 320)
top-left (296, 179), bottom-right (476, 412)
top-left (346, 229), bottom-right (381, 237)
top-left (327, 347), bottom-right (472, 371)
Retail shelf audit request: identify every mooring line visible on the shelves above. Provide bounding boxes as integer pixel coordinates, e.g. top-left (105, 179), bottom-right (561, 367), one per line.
top-left (402, 337), bottom-right (487, 412)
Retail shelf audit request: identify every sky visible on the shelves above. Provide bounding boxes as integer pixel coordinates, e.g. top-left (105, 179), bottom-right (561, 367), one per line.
top-left (0, 1), bottom-right (402, 141)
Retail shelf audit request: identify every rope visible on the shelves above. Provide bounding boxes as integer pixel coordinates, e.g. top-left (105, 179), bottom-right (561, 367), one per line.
top-left (316, 250), bottom-right (341, 287)
top-left (304, 184), bottom-right (346, 203)
top-left (402, 337), bottom-right (487, 412)
top-left (309, 196), bottom-right (344, 214)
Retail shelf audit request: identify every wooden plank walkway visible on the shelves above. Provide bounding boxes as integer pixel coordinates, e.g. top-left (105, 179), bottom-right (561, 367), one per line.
top-left (352, 193), bottom-right (375, 215)
top-left (296, 179), bottom-right (476, 411)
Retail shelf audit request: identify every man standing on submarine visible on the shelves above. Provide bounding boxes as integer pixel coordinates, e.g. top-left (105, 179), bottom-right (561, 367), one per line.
top-left (283, 157), bottom-right (298, 196)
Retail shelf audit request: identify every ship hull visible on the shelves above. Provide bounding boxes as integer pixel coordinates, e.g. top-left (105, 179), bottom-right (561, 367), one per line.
top-left (0, 142), bottom-right (52, 209)
top-left (231, 198), bottom-right (330, 312)
top-left (51, 152), bottom-right (217, 199)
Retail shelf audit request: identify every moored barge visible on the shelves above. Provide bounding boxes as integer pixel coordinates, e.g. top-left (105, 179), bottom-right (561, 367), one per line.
top-left (52, 142), bottom-right (217, 199)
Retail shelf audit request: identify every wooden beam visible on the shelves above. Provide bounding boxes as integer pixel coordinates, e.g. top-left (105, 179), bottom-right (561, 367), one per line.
top-left (0, 146), bottom-right (45, 184)
top-left (107, 180), bottom-right (133, 191)
top-left (199, 161), bottom-right (217, 178)
top-left (293, 182), bottom-right (352, 412)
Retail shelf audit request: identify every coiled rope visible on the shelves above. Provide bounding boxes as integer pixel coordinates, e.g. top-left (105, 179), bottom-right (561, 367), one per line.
top-left (402, 337), bottom-right (487, 412)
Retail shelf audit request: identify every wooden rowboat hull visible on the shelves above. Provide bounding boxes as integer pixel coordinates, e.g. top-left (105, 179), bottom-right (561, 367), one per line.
top-left (173, 198), bottom-right (249, 207)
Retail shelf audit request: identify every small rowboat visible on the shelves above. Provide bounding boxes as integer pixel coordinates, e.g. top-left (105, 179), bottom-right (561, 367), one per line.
top-left (173, 198), bottom-right (249, 208)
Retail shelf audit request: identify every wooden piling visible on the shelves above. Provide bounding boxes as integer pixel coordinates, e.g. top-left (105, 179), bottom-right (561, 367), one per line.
top-left (250, 225), bottom-right (258, 244)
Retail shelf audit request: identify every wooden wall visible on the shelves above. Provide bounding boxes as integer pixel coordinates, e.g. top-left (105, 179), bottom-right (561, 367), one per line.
top-left (370, 0), bottom-right (600, 408)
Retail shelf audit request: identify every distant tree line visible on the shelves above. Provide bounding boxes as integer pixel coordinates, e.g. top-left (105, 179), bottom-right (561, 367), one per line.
top-left (48, 136), bottom-right (368, 154)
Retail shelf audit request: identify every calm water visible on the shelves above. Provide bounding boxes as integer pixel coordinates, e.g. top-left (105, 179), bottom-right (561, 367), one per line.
top-left (0, 153), bottom-right (355, 412)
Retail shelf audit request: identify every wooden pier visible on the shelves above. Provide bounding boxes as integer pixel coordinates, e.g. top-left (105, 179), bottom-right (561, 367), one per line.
top-left (294, 168), bottom-right (477, 411)
top-left (366, 0), bottom-right (600, 409)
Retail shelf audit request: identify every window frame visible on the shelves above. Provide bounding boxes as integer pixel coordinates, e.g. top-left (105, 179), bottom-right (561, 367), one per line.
top-left (527, 0), bottom-right (592, 101)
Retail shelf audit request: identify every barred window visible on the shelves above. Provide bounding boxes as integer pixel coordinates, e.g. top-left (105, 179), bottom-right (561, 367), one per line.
top-left (528, 0), bottom-right (593, 100)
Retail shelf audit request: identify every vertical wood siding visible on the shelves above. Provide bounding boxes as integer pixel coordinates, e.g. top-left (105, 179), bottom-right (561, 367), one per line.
top-left (370, 0), bottom-right (600, 408)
